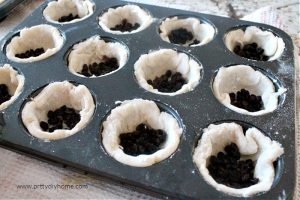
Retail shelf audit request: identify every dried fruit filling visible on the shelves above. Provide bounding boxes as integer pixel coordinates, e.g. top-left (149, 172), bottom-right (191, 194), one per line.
top-left (58, 13), bottom-right (79, 23)
top-left (168, 28), bottom-right (200, 46)
top-left (79, 57), bottom-right (119, 77)
top-left (40, 106), bottom-right (81, 132)
top-left (15, 48), bottom-right (45, 59)
top-left (233, 43), bottom-right (269, 61)
top-left (207, 143), bottom-right (259, 188)
top-left (119, 123), bottom-right (167, 156)
top-left (0, 84), bottom-right (12, 105)
top-left (111, 19), bottom-right (140, 32)
top-left (229, 89), bottom-right (263, 112)
top-left (147, 70), bottom-right (187, 93)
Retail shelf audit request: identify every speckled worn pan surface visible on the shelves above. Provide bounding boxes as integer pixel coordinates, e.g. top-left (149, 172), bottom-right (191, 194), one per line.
top-left (0, 0), bottom-right (295, 199)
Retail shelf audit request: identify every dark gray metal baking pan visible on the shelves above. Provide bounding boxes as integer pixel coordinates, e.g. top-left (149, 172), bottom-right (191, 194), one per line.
top-left (0, 0), bottom-right (25, 21)
top-left (0, 0), bottom-right (295, 199)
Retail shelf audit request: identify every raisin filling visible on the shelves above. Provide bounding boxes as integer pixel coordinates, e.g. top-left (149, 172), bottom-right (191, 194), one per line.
top-left (79, 57), bottom-right (119, 77)
top-left (111, 19), bottom-right (140, 32)
top-left (147, 70), bottom-right (187, 93)
top-left (119, 123), bottom-right (167, 156)
top-left (40, 106), bottom-right (81, 132)
top-left (15, 48), bottom-right (45, 59)
top-left (168, 28), bottom-right (199, 46)
top-left (0, 84), bottom-right (12, 105)
top-left (233, 43), bottom-right (269, 61)
top-left (207, 143), bottom-right (259, 188)
top-left (229, 89), bottom-right (263, 112)
top-left (58, 13), bottom-right (79, 23)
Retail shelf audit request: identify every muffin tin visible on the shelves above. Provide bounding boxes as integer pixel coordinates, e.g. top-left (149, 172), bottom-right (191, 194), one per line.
top-left (0, 0), bottom-right (295, 199)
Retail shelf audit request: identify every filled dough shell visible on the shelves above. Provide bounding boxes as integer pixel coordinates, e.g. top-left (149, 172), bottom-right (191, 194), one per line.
top-left (101, 99), bottom-right (182, 167)
top-left (43, 0), bottom-right (94, 24)
top-left (225, 26), bottom-right (285, 61)
top-left (193, 122), bottom-right (284, 197)
top-left (213, 65), bottom-right (286, 116)
top-left (68, 35), bottom-right (128, 77)
top-left (6, 24), bottom-right (64, 63)
top-left (0, 64), bottom-right (24, 110)
top-left (134, 49), bottom-right (202, 96)
top-left (21, 81), bottom-right (95, 141)
top-left (99, 5), bottom-right (153, 34)
top-left (159, 17), bottom-right (215, 46)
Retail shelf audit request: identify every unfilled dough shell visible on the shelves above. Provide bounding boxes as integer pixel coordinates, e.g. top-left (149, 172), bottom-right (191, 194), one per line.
top-left (159, 17), bottom-right (215, 46)
top-left (21, 81), bottom-right (95, 141)
top-left (101, 99), bottom-right (182, 167)
top-left (213, 65), bottom-right (286, 116)
top-left (68, 35), bottom-right (128, 77)
top-left (43, 0), bottom-right (94, 24)
top-left (224, 26), bottom-right (285, 61)
top-left (193, 122), bottom-right (284, 197)
top-left (99, 5), bottom-right (153, 34)
top-left (6, 24), bottom-right (64, 63)
top-left (0, 64), bottom-right (24, 110)
top-left (134, 49), bottom-right (202, 96)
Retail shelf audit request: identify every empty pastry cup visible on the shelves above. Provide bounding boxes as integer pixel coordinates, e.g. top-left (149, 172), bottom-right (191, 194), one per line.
top-left (224, 26), bottom-right (285, 61)
top-left (6, 24), bottom-right (64, 63)
top-left (99, 5), bottom-right (153, 34)
top-left (159, 16), bottom-right (215, 47)
top-left (21, 81), bottom-right (95, 141)
top-left (0, 64), bottom-right (24, 110)
top-left (213, 65), bottom-right (286, 116)
top-left (193, 122), bottom-right (284, 197)
top-left (67, 35), bottom-right (128, 78)
top-left (101, 99), bottom-right (182, 167)
top-left (134, 49), bottom-right (202, 96)
top-left (43, 0), bottom-right (95, 24)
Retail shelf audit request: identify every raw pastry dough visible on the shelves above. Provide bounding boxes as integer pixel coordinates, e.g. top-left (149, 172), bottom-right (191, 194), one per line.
top-left (0, 64), bottom-right (24, 110)
top-left (159, 17), bottom-right (215, 46)
top-left (6, 24), bottom-right (64, 63)
top-left (43, 0), bottom-right (94, 24)
top-left (101, 99), bottom-right (182, 167)
top-left (134, 49), bottom-right (202, 96)
top-left (21, 81), bottom-right (95, 141)
top-left (213, 65), bottom-right (286, 116)
top-left (224, 26), bottom-right (285, 61)
top-left (99, 5), bottom-right (153, 34)
top-left (193, 122), bottom-right (284, 197)
top-left (68, 35), bottom-right (128, 77)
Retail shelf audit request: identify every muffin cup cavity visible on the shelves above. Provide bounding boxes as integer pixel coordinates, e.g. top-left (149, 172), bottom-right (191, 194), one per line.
top-left (224, 26), bottom-right (285, 61)
top-left (213, 65), bottom-right (286, 116)
top-left (101, 99), bottom-right (182, 167)
top-left (6, 24), bottom-right (64, 63)
top-left (134, 49), bottom-right (202, 96)
top-left (21, 81), bottom-right (95, 141)
top-left (193, 122), bottom-right (284, 197)
top-left (99, 5), bottom-right (153, 34)
top-left (43, 0), bottom-right (94, 24)
top-left (0, 64), bottom-right (24, 110)
top-left (159, 16), bottom-right (215, 47)
top-left (67, 35), bottom-right (128, 78)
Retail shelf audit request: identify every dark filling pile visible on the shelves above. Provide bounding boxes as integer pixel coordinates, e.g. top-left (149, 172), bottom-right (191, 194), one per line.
top-left (233, 43), bottom-right (269, 61)
top-left (15, 48), bottom-right (45, 59)
top-left (168, 28), bottom-right (200, 46)
top-left (0, 84), bottom-right (12, 105)
top-left (40, 106), bottom-right (81, 132)
top-left (229, 89), bottom-right (263, 112)
top-left (119, 123), bottom-right (167, 156)
top-left (79, 57), bottom-right (119, 77)
top-left (147, 70), bottom-right (187, 93)
top-left (58, 13), bottom-right (79, 23)
top-left (111, 19), bottom-right (140, 32)
top-left (207, 143), bottom-right (259, 188)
